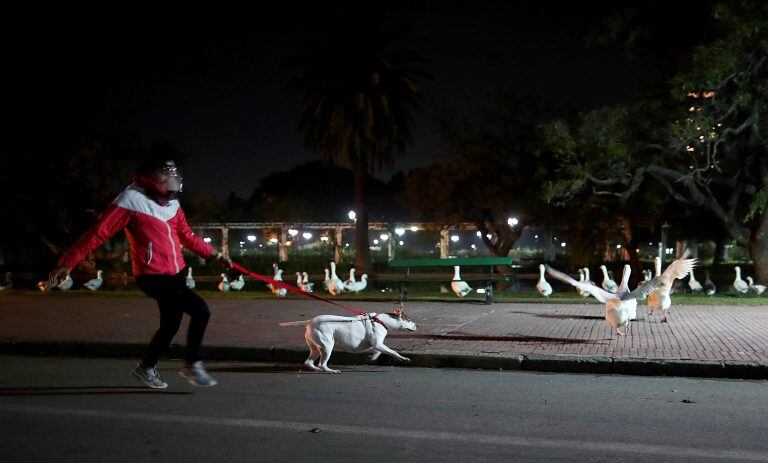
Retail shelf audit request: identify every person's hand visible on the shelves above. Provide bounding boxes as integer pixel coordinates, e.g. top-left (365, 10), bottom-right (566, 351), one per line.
top-left (40, 266), bottom-right (68, 291)
top-left (210, 251), bottom-right (232, 269)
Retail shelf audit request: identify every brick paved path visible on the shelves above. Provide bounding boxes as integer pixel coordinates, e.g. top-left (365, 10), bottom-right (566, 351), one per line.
top-left (1, 294), bottom-right (767, 362)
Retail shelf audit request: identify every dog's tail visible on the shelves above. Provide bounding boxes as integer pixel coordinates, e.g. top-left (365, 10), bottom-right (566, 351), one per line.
top-left (278, 320), bottom-right (308, 327)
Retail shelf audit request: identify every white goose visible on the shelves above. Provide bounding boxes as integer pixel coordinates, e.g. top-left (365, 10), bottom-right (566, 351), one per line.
top-left (547, 255), bottom-right (695, 336)
top-left (296, 272), bottom-right (306, 291)
top-left (270, 268), bottom-right (287, 298)
top-left (346, 274), bottom-right (368, 293)
top-left (322, 268), bottom-right (331, 293)
top-left (733, 266), bottom-right (749, 295)
top-left (647, 257), bottom-right (663, 317)
top-left (600, 265), bottom-right (618, 293)
top-left (328, 262), bottom-right (345, 296)
top-left (57, 274), bottom-right (74, 291)
top-left (0, 272), bottom-right (13, 290)
top-left (688, 268), bottom-right (703, 292)
top-left (535, 264), bottom-right (552, 297)
top-left (218, 273), bottom-right (230, 292)
top-left (84, 270), bottom-right (104, 291)
top-left (302, 272), bottom-right (314, 293)
top-left (229, 274), bottom-right (245, 291)
top-left (747, 277), bottom-right (766, 296)
top-left (186, 267), bottom-right (196, 289)
top-left (576, 269), bottom-right (590, 298)
top-left (343, 268), bottom-right (357, 291)
top-left (450, 266), bottom-right (473, 298)
top-left (583, 267), bottom-right (596, 287)
top-left (703, 270), bottom-right (717, 296)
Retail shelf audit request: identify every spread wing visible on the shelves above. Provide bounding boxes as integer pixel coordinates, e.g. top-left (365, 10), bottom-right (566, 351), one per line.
top-left (660, 257), bottom-right (697, 285)
top-left (546, 265), bottom-right (615, 303)
top-left (621, 278), bottom-right (663, 301)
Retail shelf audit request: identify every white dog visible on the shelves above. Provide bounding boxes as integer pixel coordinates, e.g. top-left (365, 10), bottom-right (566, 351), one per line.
top-left (279, 307), bottom-right (417, 373)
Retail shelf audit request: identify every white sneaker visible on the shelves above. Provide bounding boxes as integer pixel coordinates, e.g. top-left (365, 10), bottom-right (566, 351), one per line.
top-left (132, 363), bottom-right (168, 389)
top-left (180, 361), bottom-right (218, 387)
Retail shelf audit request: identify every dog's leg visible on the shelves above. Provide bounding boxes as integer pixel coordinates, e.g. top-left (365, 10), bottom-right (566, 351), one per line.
top-left (304, 339), bottom-right (322, 371)
top-left (318, 341), bottom-right (340, 374)
top-left (373, 343), bottom-right (411, 362)
top-left (368, 351), bottom-right (382, 361)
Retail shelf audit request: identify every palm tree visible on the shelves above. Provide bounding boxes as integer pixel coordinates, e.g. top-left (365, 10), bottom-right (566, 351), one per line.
top-left (285, 10), bottom-right (429, 273)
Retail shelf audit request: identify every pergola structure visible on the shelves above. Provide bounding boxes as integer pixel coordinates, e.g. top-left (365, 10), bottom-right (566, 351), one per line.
top-left (192, 222), bottom-right (478, 262)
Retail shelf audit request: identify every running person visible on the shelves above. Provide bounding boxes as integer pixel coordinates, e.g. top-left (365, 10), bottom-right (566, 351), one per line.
top-left (47, 158), bottom-right (229, 388)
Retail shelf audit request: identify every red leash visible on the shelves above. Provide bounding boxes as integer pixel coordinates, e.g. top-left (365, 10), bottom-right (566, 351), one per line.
top-left (230, 262), bottom-right (367, 316)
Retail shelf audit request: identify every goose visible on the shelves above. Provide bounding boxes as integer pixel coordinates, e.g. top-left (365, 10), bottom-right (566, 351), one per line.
top-left (688, 268), bottom-right (703, 292)
top-left (576, 269), bottom-right (590, 298)
top-left (547, 255), bottom-right (695, 335)
top-left (302, 272), bottom-right (314, 293)
top-left (450, 266), bottom-right (473, 298)
top-left (346, 274), bottom-right (368, 293)
top-left (733, 266), bottom-right (749, 295)
top-left (0, 272), bottom-right (12, 290)
top-left (186, 267), bottom-right (196, 289)
top-left (600, 265), bottom-right (618, 293)
top-left (328, 262), bottom-right (345, 296)
top-left (343, 268), bottom-right (357, 291)
top-left (634, 270), bottom-right (652, 301)
top-left (83, 270), bottom-right (103, 291)
top-left (322, 268), bottom-right (331, 292)
top-left (296, 272), bottom-right (306, 291)
top-left (648, 254), bottom-right (698, 323)
top-left (535, 264), bottom-right (553, 297)
top-left (647, 257), bottom-right (663, 317)
top-left (703, 270), bottom-right (717, 296)
top-left (747, 277), bottom-right (766, 296)
top-left (218, 273), bottom-right (230, 292)
top-left (583, 267), bottom-right (596, 287)
top-left (229, 274), bottom-right (245, 291)
top-left (270, 268), bottom-right (287, 297)
top-left (57, 274), bottom-right (74, 291)
top-left (615, 265), bottom-right (637, 320)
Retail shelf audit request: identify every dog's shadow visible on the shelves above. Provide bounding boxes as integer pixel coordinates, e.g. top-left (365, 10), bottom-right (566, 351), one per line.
top-left (390, 333), bottom-right (605, 344)
top-left (0, 386), bottom-right (190, 396)
top-left (508, 310), bottom-right (604, 321)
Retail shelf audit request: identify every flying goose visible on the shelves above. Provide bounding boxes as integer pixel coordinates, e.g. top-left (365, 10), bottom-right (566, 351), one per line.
top-left (600, 265), bottom-right (618, 293)
top-left (450, 266), bottom-right (473, 298)
top-left (547, 255), bottom-right (695, 335)
top-left (83, 270), bottom-right (103, 291)
top-left (535, 264), bottom-right (553, 297)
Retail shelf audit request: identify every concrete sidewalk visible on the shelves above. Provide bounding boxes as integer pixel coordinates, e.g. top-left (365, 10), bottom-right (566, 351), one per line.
top-left (1, 293), bottom-right (767, 379)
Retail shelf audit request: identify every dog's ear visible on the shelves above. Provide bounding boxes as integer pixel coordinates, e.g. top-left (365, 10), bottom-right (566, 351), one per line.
top-left (393, 302), bottom-right (405, 318)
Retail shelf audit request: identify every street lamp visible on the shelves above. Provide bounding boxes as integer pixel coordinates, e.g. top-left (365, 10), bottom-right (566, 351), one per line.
top-left (380, 233), bottom-right (389, 241)
top-left (203, 237), bottom-right (212, 243)
top-left (410, 226), bottom-right (418, 232)
top-left (246, 235), bottom-right (256, 242)
top-left (348, 211), bottom-right (356, 221)
top-left (302, 232), bottom-right (312, 240)
top-left (450, 235), bottom-right (459, 242)
top-left (288, 229), bottom-right (299, 237)
top-left (395, 227), bottom-right (405, 236)
top-left (507, 217), bottom-right (519, 227)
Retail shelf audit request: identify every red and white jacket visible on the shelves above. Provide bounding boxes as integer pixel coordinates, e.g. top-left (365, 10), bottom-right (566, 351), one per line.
top-left (58, 183), bottom-right (213, 276)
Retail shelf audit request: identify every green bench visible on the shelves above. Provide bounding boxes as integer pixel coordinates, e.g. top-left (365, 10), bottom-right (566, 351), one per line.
top-left (389, 257), bottom-right (514, 304)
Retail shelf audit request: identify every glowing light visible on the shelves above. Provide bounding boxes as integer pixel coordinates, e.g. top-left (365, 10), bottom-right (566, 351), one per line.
top-left (471, 244), bottom-right (477, 249)
top-left (534, 234), bottom-right (539, 239)
top-left (246, 235), bottom-right (256, 242)
top-left (395, 228), bottom-right (405, 236)
top-left (410, 226), bottom-right (418, 232)
top-left (688, 106), bottom-right (696, 112)
top-left (686, 146), bottom-right (695, 152)
top-left (616, 244), bottom-right (622, 249)
top-left (380, 234), bottom-right (389, 241)
top-left (486, 234), bottom-right (492, 239)
top-left (302, 232), bottom-right (312, 240)
top-left (285, 240), bottom-right (292, 246)
top-left (450, 235), bottom-right (460, 242)
top-left (203, 237), bottom-right (212, 243)
top-left (373, 239), bottom-right (379, 245)
top-left (269, 237), bottom-right (278, 244)
top-left (345, 243), bottom-right (349, 247)
top-left (348, 211), bottom-right (356, 220)
top-left (476, 231), bottom-right (482, 237)
top-left (561, 242), bottom-right (566, 247)
top-left (239, 241), bottom-right (245, 245)
top-left (507, 217), bottom-right (519, 227)
top-left (398, 240), bottom-right (404, 246)
top-left (320, 236), bottom-right (329, 242)
top-left (288, 229), bottom-right (299, 237)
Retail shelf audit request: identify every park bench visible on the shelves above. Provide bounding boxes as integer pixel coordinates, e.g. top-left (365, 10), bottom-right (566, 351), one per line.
top-left (388, 257), bottom-right (514, 304)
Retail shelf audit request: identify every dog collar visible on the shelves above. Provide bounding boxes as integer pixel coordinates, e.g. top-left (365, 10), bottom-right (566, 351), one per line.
top-left (366, 313), bottom-right (386, 328)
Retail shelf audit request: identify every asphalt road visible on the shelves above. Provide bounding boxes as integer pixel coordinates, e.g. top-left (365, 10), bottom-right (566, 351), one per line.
top-left (1, 355), bottom-right (767, 462)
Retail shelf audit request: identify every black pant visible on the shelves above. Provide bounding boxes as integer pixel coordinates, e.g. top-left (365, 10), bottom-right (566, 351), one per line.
top-left (136, 270), bottom-right (210, 367)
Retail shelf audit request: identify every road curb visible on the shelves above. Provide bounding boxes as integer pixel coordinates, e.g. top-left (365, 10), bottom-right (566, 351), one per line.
top-left (1, 340), bottom-right (767, 379)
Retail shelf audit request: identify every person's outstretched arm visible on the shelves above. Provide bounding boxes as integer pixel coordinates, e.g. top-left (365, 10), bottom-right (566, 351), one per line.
top-left (174, 208), bottom-right (231, 267)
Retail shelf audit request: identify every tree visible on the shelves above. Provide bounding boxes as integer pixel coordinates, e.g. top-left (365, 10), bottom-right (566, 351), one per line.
top-left (541, 1), bottom-right (768, 281)
top-left (285, 8), bottom-right (429, 273)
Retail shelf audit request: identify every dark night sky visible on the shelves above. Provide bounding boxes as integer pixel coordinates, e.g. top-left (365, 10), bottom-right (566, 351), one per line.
top-left (11, 2), bottom-right (661, 199)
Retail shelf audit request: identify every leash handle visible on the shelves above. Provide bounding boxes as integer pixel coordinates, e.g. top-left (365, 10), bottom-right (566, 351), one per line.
top-left (229, 262), bottom-right (366, 316)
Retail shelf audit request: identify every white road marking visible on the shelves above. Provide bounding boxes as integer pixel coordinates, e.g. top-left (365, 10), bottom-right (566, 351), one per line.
top-left (1, 403), bottom-right (767, 461)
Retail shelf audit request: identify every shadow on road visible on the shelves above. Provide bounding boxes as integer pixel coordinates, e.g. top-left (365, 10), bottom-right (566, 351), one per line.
top-left (391, 333), bottom-right (603, 344)
top-left (0, 386), bottom-right (191, 396)
top-left (206, 364), bottom-right (387, 374)
top-left (507, 311), bottom-right (604, 321)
